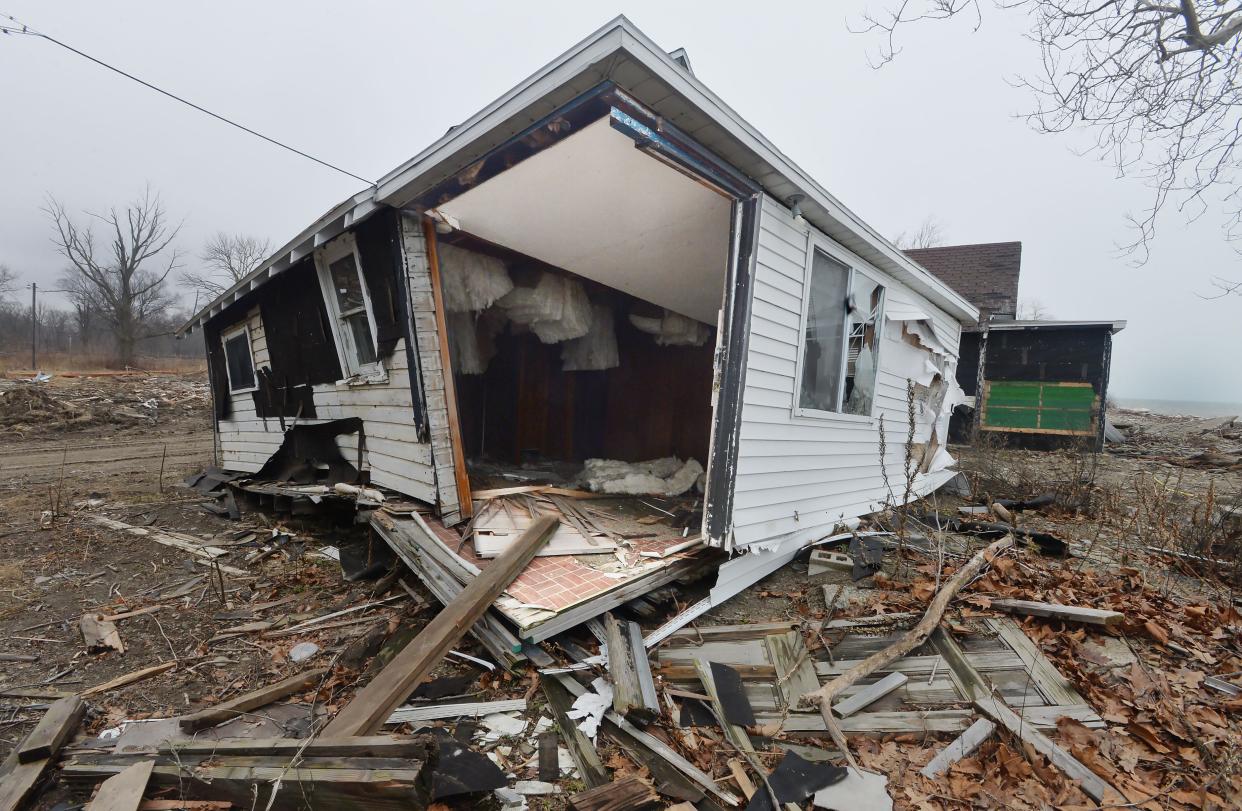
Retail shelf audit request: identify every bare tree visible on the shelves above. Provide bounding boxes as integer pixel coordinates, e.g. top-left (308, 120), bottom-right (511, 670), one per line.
top-left (1017, 297), bottom-right (1054, 319)
top-left (44, 188), bottom-right (181, 367)
top-left (0, 265), bottom-right (17, 302)
top-left (858, 1), bottom-right (1242, 260)
top-left (182, 232), bottom-right (270, 302)
top-left (894, 216), bottom-right (946, 249)
top-left (1204, 276), bottom-right (1242, 298)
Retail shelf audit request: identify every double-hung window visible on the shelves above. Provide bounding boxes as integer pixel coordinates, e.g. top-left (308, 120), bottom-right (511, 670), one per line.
top-left (221, 324), bottom-right (257, 393)
top-left (315, 234), bottom-right (382, 379)
top-left (794, 245), bottom-right (885, 418)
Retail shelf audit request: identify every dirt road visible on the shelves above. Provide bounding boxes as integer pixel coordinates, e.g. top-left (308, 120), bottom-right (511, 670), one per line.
top-left (0, 431), bottom-right (215, 486)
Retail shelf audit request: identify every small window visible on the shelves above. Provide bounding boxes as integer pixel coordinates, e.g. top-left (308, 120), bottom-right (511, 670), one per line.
top-left (315, 235), bottom-right (381, 377)
top-left (222, 325), bottom-right (256, 393)
top-left (795, 247), bottom-right (885, 417)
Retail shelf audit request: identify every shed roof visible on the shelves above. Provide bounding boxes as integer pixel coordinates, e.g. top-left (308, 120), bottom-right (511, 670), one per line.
top-left (904, 241), bottom-right (1021, 322)
top-left (181, 16), bottom-right (978, 333)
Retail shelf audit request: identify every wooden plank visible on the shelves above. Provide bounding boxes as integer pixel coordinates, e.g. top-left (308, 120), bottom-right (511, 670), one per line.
top-left (974, 694), bottom-right (1118, 803)
top-left (765, 632), bottom-right (818, 710)
top-left (987, 618), bottom-right (1086, 706)
top-left (158, 736), bottom-right (431, 758)
top-left (86, 760), bottom-right (154, 811)
top-left (919, 718), bottom-right (996, 778)
top-left (82, 662), bottom-right (176, 697)
top-left (17, 696), bottom-right (86, 763)
top-left (323, 515), bottom-right (558, 736)
top-left (831, 672), bottom-right (908, 718)
top-left (989, 599), bottom-right (1123, 627)
top-left (543, 674), bottom-right (609, 789)
top-left (568, 776), bottom-right (659, 810)
top-left (422, 219), bottom-right (472, 520)
top-left (727, 759), bottom-right (756, 800)
top-left (538, 731), bottom-right (559, 783)
top-left (178, 668), bottom-right (328, 732)
top-left (760, 704), bottom-right (1104, 735)
top-left (605, 613), bottom-right (658, 724)
top-left (0, 755), bottom-right (47, 811)
top-left (138, 802), bottom-right (231, 810)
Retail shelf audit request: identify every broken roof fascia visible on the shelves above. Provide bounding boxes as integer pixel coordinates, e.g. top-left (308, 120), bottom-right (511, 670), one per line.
top-left (181, 15), bottom-right (978, 334)
top-left (987, 319), bottom-right (1127, 334)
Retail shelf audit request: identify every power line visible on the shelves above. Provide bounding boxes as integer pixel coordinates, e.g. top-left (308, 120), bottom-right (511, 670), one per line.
top-left (0, 12), bottom-right (376, 187)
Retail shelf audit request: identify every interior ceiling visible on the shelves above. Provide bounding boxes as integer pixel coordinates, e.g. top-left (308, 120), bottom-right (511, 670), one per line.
top-left (438, 117), bottom-right (732, 325)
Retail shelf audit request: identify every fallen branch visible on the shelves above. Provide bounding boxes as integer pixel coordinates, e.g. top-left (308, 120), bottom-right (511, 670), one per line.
top-left (799, 534), bottom-right (1014, 767)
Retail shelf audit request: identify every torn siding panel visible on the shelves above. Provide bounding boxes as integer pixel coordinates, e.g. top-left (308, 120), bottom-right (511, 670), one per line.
top-left (398, 212), bottom-right (464, 524)
top-left (729, 195), bottom-right (963, 548)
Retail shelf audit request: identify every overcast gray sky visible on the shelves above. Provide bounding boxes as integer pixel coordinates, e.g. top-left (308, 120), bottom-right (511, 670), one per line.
top-left (2, 1), bottom-right (1239, 403)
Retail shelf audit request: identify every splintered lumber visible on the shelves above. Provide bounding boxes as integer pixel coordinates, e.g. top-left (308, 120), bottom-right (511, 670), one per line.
top-left (543, 674), bottom-right (609, 790)
top-left (831, 671), bottom-right (908, 718)
top-left (551, 674), bottom-right (740, 806)
top-left (0, 753), bottom-right (46, 811)
top-left (974, 694), bottom-right (1118, 802)
top-left (82, 662), bottom-right (176, 697)
top-left (86, 760), bottom-right (154, 811)
top-left (138, 802), bottom-right (231, 810)
top-left (919, 718), bottom-right (996, 778)
top-left (178, 667), bottom-right (328, 732)
top-left (800, 535), bottom-right (1015, 767)
top-left (989, 599), bottom-right (1123, 627)
top-left (604, 613), bottom-right (659, 724)
top-left (159, 736), bottom-right (429, 758)
top-left (17, 695), bottom-right (86, 763)
top-left (568, 775), bottom-right (659, 810)
top-left (81, 613), bottom-right (125, 654)
top-left (323, 515), bottom-right (558, 737)
top-left (60, 760), bottom-right (433, 811)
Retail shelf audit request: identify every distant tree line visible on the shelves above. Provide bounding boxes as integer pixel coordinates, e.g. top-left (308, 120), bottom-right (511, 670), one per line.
top-left (0, 186), bottom-right (268, 370)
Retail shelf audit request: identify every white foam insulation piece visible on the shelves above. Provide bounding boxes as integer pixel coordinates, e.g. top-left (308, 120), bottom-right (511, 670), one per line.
top-left (438, 243), bottom-right (513, 313)
top-left (580, 457), bottom-right (704, 496)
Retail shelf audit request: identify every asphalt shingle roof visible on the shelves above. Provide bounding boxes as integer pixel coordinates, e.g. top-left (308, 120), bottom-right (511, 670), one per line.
top-left (903, 242), bottom-right (1021, 322)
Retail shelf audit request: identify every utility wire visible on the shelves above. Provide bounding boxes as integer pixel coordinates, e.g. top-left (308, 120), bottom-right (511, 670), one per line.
top-left (0, 12), bottom-right (376, 187)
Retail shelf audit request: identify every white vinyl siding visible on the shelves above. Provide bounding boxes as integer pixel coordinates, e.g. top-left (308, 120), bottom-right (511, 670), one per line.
top-left (729, 195), bottom-right (961, 548)
top-left (214, 304), bottom-right (436, 504)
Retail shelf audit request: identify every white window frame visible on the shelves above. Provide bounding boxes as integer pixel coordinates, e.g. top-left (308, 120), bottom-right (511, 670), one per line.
top-left (220, 323), bottom-right (258, 394)
top-left (314, 233), bottom-right (385, 381)
top-left (792, 237), bottom-right (886, 422)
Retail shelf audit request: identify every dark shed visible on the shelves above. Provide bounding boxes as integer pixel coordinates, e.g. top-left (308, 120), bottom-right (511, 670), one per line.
top-left (973, 320), bottom-right (1125, 449)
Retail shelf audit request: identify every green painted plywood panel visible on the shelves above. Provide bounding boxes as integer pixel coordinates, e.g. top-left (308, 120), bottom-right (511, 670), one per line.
top-left (982, 381), bottom-right (1096, 435)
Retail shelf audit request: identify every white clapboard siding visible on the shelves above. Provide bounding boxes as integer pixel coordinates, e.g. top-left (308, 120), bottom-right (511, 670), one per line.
top-left (213, 304), bottom-right (436, 503)
top-left (729, 195), bottom-right (961, 548)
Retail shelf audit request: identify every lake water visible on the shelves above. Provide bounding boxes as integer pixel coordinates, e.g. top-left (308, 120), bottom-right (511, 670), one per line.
top-left (1114, 397), bottom-right (1242, 418)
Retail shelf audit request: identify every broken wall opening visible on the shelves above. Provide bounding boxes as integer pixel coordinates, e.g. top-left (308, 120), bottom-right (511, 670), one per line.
top-left (430, 115), bottom-right (733, 501)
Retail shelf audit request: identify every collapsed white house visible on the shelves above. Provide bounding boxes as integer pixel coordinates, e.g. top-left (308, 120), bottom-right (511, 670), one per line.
top-left (180, 16), bottom-right (978, 654)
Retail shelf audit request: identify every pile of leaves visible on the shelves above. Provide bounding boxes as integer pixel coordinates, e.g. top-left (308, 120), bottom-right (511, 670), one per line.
top-left (849, 546), bottom-right (1242, 809)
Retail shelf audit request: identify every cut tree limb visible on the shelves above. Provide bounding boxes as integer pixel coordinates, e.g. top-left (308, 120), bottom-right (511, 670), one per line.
top-left (799, 535), bottom-right (1015, 767)
top-left (322, 515), bottom-right (558, 737)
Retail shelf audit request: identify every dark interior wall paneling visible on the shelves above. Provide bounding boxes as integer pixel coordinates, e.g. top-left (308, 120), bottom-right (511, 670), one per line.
top-left (455, 312), bottom-right (715, 466)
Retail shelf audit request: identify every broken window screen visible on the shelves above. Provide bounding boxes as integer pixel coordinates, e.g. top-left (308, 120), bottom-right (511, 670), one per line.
top-left (223, 329), bottom-right (255, 392)
top-left (798, 250), bottom-right (849, 413)
top-left (843, 276), bottom-right (884, 416)
top-left (325, 249), bottom-right (378, 371)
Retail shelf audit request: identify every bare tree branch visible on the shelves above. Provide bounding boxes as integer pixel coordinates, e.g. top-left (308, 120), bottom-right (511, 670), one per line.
top-left (857, 1), bottom-right (1242, 261)
top-left (894, 215), bottom-right (948, 248)
top-left (181, 232), bottom-right (270, 300)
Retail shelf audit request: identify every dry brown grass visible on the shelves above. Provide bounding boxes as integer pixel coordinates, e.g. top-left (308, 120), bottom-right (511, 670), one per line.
top-left (0, 351), bottom-right (205, 374)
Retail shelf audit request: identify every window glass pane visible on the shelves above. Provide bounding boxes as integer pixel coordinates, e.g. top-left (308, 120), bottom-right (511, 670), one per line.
top-left (223, 332), bottom-right (254, 391)
top-left (328, 254), bottom-right (366, 314)
top-left (346, 312), bottom-right (377, 365)
top-left (843, 276), bottom-right (884, 416)
top-left (798, 251), bottom-right (849, 412)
